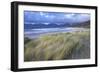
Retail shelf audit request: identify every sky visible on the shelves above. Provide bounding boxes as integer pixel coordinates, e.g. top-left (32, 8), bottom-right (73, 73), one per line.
top-left (24, 11), bottom-right (90, 24)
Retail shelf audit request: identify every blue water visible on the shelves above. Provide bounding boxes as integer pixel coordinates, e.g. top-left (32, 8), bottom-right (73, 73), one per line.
top-left (24, 28), bottom-right (84, 39)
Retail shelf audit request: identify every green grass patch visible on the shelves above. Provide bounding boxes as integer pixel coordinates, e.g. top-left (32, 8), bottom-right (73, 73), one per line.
top-left (24, 30), bottom-right (90, 61)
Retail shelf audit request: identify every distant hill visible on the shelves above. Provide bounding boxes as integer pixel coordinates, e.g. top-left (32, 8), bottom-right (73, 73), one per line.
top-left (24, 20), bottom-right (90, 29)
top-left (69, 21), bottom-right (90, 28)
top-left (24, 23), bottom-right (70, 29)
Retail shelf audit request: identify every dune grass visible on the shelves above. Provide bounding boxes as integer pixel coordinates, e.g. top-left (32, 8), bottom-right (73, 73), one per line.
top-left (24, 30), bottom-right (90, 61)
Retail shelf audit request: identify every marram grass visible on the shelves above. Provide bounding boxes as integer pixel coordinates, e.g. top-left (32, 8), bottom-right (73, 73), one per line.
top-left (24, 31), bottom-right (90, 61)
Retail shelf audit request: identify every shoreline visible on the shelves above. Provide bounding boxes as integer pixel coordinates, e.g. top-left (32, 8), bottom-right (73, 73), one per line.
top-left (24, 28), bottom-right (89, 39)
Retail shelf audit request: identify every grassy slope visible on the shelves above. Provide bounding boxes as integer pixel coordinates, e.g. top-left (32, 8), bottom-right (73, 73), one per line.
top-left (24, 30), bottom-right (90, 61)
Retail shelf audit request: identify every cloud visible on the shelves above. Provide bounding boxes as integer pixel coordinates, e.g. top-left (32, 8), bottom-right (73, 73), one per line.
top-left (24, 11), bottom-right (90, 23)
